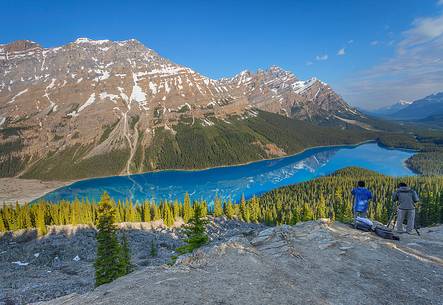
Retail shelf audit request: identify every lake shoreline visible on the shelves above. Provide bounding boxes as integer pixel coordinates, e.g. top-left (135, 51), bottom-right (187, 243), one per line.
top-left (0, 178), bottom-right (72, 206)
top-left (3, 139), bottom-right (417, 204)
top-left (47, 139), bottom-right (379, 183)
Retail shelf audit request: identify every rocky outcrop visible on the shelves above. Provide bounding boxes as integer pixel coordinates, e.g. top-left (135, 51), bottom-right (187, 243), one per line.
top-left (30, 220), bottom-right (443, 305)
top-left (0, 217), bottom-right (265, 305)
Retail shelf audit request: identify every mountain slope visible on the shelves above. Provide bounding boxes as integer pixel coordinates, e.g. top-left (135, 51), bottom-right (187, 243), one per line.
top-left (391, 92), bottom-right (443, 120)
top-left (19, 111), bottom-right (373, 180)
top-left (370, 100), bottom-right (413, 116)
top-left (0, 38), bottom-right (371, 180)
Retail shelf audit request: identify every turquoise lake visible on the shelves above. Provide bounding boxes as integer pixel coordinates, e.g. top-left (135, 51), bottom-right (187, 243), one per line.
top-left (38, 142), bottom-right (415, 204)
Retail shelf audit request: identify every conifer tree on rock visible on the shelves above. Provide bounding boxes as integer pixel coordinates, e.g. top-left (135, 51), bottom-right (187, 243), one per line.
top-left (173, 199), bottom-right (180, 220)
top-left (200, 201), bottom-right (208, 218)
top-left (150, 239), bottom-right (158, 257)
top-left (152, 201), bottom-right (161, 221)
top-left (302, 203), bottom-right (314, 221)
top-left (120, 233), bottom-right (133, 275)
top-left (143, 201), bottom-right (151, 222)
top-left (316, 194), bottom-right (327, 219)
top-left (177, 204), bottom-right (209, 255)
top-left (163, 203), bottom-right (174, 227)
top-left (94, 192), bottom-right (124, 287)
top-left (36, 203), bottom-right (47, 236)
top-left (183, 192), bottom-right (193, 223)
top-left (224, 198), bottom-right (235, 219)
top-left (0, 213), bottom-right (6, 232)
top-left (213, 196), bottom-right (223, 217)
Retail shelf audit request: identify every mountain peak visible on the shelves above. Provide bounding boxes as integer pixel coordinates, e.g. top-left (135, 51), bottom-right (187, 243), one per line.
top-left (74, 37), bottom-right (111, 45)
top-left (398, 99), bottom-right (412, 106)
top-left (0, 40), bottom-right (41, 52)
top-left (267, 65), bottom-right (290, 74)
top-left (72, 37), bottom-right (144, 46)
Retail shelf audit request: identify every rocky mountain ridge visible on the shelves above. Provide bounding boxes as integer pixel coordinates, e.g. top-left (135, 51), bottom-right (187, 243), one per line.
top-left (371, 92), bottom-right (443, 120)
top-left (0, 38), bottom-right (369, 180)
top-left (392, 91), bottom-right (443, 120)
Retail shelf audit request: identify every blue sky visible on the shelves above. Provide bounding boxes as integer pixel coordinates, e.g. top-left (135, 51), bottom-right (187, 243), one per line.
top-left (1, 0), bottom-right (443, 109)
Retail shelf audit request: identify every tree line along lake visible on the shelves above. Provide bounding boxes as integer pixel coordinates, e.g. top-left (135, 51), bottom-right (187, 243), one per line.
top-left (35, 142), bottom-right (416, 204)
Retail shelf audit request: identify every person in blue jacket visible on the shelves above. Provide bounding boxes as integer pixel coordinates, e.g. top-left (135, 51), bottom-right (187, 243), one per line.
top-left (351, 181), bottom-right (373, 224)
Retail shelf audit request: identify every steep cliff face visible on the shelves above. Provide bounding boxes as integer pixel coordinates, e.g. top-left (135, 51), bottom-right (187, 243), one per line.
top-left (0, 38), bottom-right (367, 179)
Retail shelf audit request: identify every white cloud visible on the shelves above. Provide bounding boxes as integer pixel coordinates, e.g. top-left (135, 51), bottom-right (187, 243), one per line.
top-left (348, 40), bottom-right (354, 44)
top-left (438, 0), bottom-right (443, 5)
top-left (399, 14), bottom-right (443, 49)
top-left (337, 48), bottom-right (346, 56)
top-left (370, 40), bottom-right (379, 46)
top-left (306, 61), bottom-right (313, 66)
top-left (315, 54), bottom-right (328, 61)
top-left (339, 11), bottom-right (443, 109)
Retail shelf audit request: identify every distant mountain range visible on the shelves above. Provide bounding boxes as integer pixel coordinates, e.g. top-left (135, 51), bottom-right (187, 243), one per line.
top-left (371, 92), bottom-right (443, 121)
top-left (369, 100), bottom-right (413, 116)
top-left (0, 38), bottom-right (373, 180)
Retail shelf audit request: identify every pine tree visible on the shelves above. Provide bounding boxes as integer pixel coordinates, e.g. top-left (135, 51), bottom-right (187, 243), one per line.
top-left (94, 192), bottom-right (124, 287)
top-left (224, 198), bottom-right (235, 219)
top-left (302, 203), bottom-right (314, 221)
top-left (71, 199), bottom-right (81, 225)
top-left (177, 204), bottom-right (208, 255)
top-left (0, 212), bottom-right (6, 232)
top-left (200, 201), bottom-right (208, 218)
top-left (152, 202), bottom-right (161, 221)
top-left (163, 203), bottom-right (174, 227)
top-left (249, 196), bottom-right (260, 223)
top-left (213, 196), bottom-right (223, 217)
top-left (183, 192), bottom-right (193, 223)
top-left (120, 234), bottom-right (133, 275)
top-left (143, 201), bottom-right (151, 222)
top-left (36, 203), bottom-right (47, 236)
top-left (150, 239), bottom-right (158, 257)
top-left (316, 194), bottom-right (327, 219)
top-left (173, 199), bottom-right (180, 219)
top-left (240, 194), bottom-right (247, 221)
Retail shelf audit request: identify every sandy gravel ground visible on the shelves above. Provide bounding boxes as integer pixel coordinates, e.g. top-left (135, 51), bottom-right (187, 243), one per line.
top-left (0, 178), bottom-right (70, 205)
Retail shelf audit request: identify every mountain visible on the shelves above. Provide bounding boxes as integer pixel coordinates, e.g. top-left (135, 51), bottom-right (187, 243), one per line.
top-left (0, 38), bottom-right (371, 180)
top-left (416, 113), bottom-right (443, 128)
top-left (370, 100), bottom-right (413, 116)
top-left (390, 92), bottom-right (443, 120)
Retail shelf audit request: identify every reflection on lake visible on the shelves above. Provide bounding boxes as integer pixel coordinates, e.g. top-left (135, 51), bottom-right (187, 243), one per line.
top-left (38, 143), bottom-right (415, 204)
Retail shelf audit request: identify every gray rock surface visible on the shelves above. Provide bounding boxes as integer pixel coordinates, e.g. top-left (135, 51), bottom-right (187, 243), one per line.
top-left (32, 220), bottom-right (443, 305)
top-left (0, 217), bottom-right (264, 305)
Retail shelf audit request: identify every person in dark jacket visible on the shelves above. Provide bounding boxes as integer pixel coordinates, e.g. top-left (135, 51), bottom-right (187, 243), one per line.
top-left (351, 181), bottom-right (372, 223)
top-left (392, 182), bottom-right (419, 233)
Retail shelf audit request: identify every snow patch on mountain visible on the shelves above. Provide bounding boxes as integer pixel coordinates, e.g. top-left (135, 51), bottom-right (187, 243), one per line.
top-left (68, 93), bottom-right (96, 117)
top-left (292, 78), bottom-right (317, 94)
top-left (74, 38), bottom-right (110, 45)
top-left (99, 92), bottom-right (119, 103)
top-left (130, 73), bottom-right (148, 110)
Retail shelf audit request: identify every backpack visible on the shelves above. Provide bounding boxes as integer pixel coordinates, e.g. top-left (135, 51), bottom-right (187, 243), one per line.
top-left (354, 218), bottom-right (372, 232)
top-left (374, 226), bottom-right (400, 240)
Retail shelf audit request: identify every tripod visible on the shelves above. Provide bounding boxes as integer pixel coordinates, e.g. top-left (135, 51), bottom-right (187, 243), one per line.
top-left (386, 206), bottom-right (420, 236)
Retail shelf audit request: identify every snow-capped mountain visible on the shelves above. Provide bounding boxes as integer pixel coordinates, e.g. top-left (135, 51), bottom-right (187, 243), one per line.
top-left (371, 100), bottom-right (413, 116)
top-left (0, 38), bottom-right (366, 179)
top-left (391, 92), bottom-right (443, 120)
top-left (222, 66), bottom-right (361, 122)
